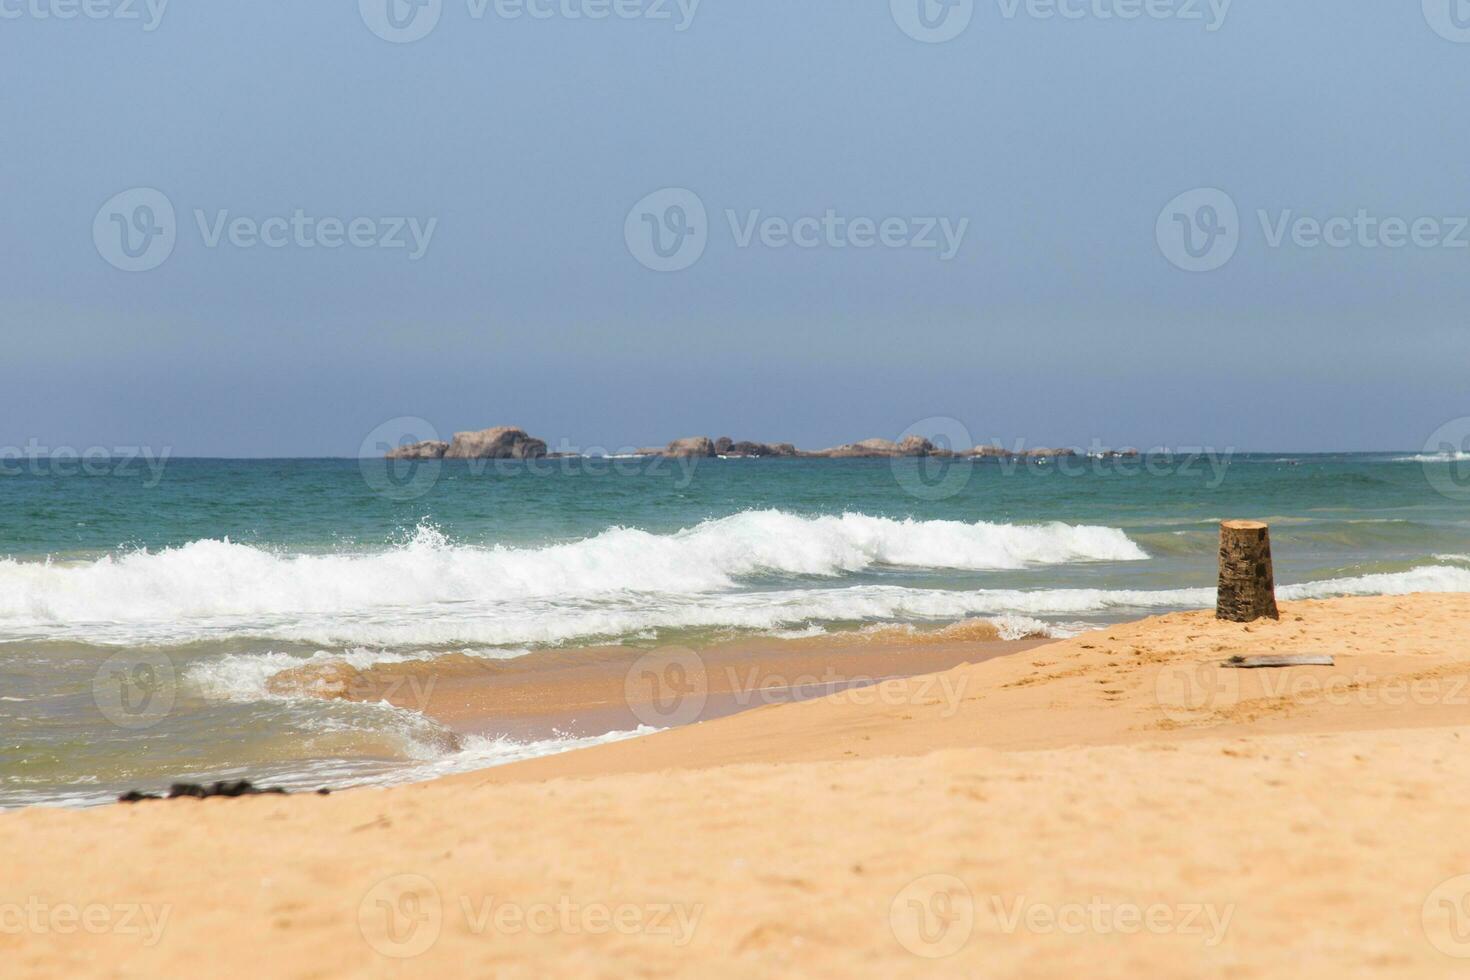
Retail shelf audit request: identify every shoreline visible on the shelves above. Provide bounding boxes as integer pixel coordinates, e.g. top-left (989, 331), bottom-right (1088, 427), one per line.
top-left (264, 621), bottom-right (1050, 742)
top-left (7, 592), bottom-right (1470, 976)
top-left (463, 591), bottom-right (1470, 785)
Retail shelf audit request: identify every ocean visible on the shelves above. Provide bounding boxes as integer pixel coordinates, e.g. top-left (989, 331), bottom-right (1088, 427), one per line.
top-left (3, 451), bottom-right (1468, 807)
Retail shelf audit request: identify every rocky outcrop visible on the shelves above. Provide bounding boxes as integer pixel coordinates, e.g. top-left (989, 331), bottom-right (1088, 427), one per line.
top-left (809, 437), bottom-right (936, 458)
top-left (384, 427), bottom-right (547, 460)
top-left (395, 427), bottom-right (1119, 462)
top-left (963, 445), bottom-right (1088, 459)
top-left (810, 439), bottom-right (894, 458)
top-left (805, 440), bottom-right (1083, 460)
top-left (663, 436), bottom-right (717, 458)
top-left (444, 427), bottom-right (548, 459)
top-left (713, 440), bottom-right (798, 457)
top-left (729, 441), bottom-right (798, 457)
top-left (386, 440), bottom-right (449, 460)
top-left (638, 436), bottom-right (801, 458)
top-left (897, 436), bottom-right (936, 455)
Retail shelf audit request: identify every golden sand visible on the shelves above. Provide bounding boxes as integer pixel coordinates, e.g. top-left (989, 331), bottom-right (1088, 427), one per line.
top-left (5, 593), bottom-right (1470, 977)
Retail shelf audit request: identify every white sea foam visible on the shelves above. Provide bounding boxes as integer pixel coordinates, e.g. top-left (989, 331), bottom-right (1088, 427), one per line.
top-left (2, 512), bottom-right (1466, 651)
top-left (0, 512), bottom-right (1145, 637)
top-left (1393, 452), bottom-right (1470, 463)
top-left (384, 726), bottom-right (661, 785)
top-left (181, 646), bottom-right (524, 703)
top-left (129, 562), bottom-right (1468, 672)
top-left (1278, 565), bottom-right (1470, 599)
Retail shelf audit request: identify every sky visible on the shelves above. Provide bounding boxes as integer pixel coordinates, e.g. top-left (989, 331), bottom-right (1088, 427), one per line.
top-left (2, 0), bottom-right (1468, 456)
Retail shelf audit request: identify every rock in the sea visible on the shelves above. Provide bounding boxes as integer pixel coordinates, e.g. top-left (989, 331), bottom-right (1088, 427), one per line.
top-left (727, 441), bottom-right (798, 457)
top-left (664, 436), bottom-right (717, 457)
top-left (1023, 447), bottom-right (1078, 458)
top-left (811, 439), bottom-right (895, 458)
top-left (644, 436), bottom-right (796, 458)
top-left (443, 427), bottom-right (548, 459)
top-left (385, 440), bottom-right (449, 460)
top-left (896, 436), bottom-right (936, 456)
top-left (810, 437), bottom-right (935, 458)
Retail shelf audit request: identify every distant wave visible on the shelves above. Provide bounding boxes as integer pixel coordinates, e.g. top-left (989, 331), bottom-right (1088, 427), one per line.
top-left (0, 512), bottom-right (1145, 637)
top-left (1392, 451), bottom-right (1470, 463)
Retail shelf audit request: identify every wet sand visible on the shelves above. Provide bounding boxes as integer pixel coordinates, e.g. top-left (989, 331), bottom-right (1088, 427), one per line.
top-left (264, 620), bottom-right (1050, 738)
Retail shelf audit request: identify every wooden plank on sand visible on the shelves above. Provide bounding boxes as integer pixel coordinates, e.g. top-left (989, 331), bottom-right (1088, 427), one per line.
top-left (1222, 655), bottom-right (1335, 669)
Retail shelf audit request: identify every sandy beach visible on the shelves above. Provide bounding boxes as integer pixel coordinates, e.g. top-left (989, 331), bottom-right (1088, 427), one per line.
top-left (11, 1), bottom-right (1465, 974)
top-left (6, 593), bottom-right (1470, 977)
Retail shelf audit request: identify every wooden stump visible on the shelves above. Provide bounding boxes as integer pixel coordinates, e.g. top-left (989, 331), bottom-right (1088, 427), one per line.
top-left (1217, 520), bottom-right (1280, 622)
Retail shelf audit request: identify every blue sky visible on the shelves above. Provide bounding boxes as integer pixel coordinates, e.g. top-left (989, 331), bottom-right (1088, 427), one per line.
top-left (3, 1), bottom-right (1468, 455)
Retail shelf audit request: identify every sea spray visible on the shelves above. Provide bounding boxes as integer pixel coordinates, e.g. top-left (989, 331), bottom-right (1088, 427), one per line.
top-left (0, 512), bottom-right (1147, 638)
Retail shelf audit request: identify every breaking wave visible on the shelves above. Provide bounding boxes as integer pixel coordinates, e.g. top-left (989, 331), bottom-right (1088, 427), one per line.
top-left (0, 512), bottom-right (1145, 641)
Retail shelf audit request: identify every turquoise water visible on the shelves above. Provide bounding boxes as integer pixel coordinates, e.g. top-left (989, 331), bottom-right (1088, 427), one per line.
top-left (2, 452), bottom-right (1468, 807)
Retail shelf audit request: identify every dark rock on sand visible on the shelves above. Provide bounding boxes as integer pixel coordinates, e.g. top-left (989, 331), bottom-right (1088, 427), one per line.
top-left (118, 780), bottom-right (316, 803)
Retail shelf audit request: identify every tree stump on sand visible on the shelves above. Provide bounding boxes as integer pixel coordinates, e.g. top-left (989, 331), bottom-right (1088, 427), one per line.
top-left (1217, 520), bottom-right (1279, 622)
